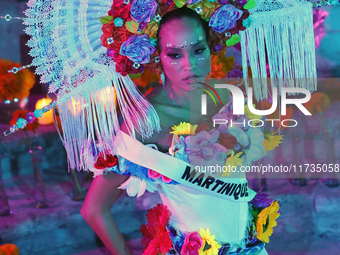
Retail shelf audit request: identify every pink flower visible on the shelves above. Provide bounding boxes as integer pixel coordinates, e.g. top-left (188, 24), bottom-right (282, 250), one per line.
top-left (181, 232), bottom-right (203, 255)
top-left (186, 129), bottom-right (228, 166)
top-left (148, 169), bottom-right (172, 183)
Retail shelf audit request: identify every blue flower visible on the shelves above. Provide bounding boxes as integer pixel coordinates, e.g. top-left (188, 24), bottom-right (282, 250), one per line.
top-left (130, 0), bottom-right (158, 23)
top-left (34, 109), bottom-right (43, 118)
top-left (16, 118), bottom-right (27, 129)
top-left (120, 34), bottom-right (156, 63)
top-left (209, 4), bottom-right (243, 33)
top-left (149, 38), bottom-right (157, 46)
top-left (114, 17), bottom-right (124, 27)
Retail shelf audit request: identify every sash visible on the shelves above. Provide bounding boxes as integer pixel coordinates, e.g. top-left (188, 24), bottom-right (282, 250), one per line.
top-left (115, 132), bottom-right (256, 202)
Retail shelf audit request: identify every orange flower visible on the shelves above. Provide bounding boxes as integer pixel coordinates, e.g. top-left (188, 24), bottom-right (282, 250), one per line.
top-left (0, 59), bottom-right (35, 101)
top-left (210, 50), bottom-right (237, 79)
top-left (0, 244), bottom-right (19, 255)
top-left (303, 92), bottom-right (331, 115)
top-left (131, 69), bottom-right (160, 87)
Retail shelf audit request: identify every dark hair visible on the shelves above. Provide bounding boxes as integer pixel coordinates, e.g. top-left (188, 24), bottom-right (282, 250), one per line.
top-left (156, 6), bottom-right (210, 49)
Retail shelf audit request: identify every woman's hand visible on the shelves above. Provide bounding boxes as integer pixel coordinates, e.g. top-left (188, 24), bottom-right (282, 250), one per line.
top-left (81, 172), bottom-right (133, 255)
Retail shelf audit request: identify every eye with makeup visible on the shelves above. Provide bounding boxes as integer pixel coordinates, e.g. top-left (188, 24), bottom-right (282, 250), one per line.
top-left (167, 47), bottom-right (207, 59)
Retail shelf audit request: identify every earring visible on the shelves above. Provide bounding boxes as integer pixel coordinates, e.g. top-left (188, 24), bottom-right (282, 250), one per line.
top-left (161, 72), bottom-right (165, 85)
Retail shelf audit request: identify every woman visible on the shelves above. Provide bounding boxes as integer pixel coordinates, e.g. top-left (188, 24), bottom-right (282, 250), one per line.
top-left (81, 6), bottom-right (270, 255)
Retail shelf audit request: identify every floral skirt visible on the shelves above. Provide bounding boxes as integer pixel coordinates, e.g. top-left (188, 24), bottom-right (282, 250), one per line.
top-left (165, 224), bottom-right (265, 255)
top-left (140, 204), bottom-right (266, 255)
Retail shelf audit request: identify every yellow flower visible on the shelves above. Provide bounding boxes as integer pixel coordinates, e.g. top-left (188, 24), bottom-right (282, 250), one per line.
top-left (222, 151), bottom-right (243, 176)
top-left (256, 201), bottom-right (280, 243)
top-left (170, 122), bottom-right (198, 136)
top-left (244, 104), bottom-right (262, 124)
top-left (198, 228), bottom-right (221, 255)
top-left (262, 132), bottom-right (283, 156)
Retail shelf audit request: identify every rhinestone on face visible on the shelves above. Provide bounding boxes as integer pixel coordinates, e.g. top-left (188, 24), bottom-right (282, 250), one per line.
top-left (154, 14), bottom-right (161, 22)
top-left (171, 62), bottom-right (178, 65)
top-left (225, 32), bottom-right (231, 37)
top-left (199, 57), bottom-right (205, 61)
top-left (133, 62), bottom-right (140, 69)
top-left (195, 7), bottom-right (202, 14)
top-left (107, 37), bottom-right (114, 45)
top-left (155, 56), bottom-right (160, 63)
top-left (198, 36), bottom-right (203, 41)
top-left (166, 43), bottom-right (173, 48)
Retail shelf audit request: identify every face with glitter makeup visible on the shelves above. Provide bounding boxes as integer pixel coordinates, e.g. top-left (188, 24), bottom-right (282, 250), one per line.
top-left (158, 17), bottom-right (211, 93)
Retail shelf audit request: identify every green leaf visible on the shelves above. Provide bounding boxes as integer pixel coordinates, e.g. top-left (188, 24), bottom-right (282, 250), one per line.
top-left (129, 73), bottom-right (142, 79)
top-left (244, 0), bottom-right (256, 10)
top-left (173, 0), bottom-right (187, 8)
top-left (226, 34), bottom-right (240, 47)
top-left (125, 20), bottom-right (140, 33)
top-left (99, 16), bottom-right (113, 25)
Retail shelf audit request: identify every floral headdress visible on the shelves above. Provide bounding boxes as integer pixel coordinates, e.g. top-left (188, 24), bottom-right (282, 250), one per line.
top-left (8, 0), bottom-right (317, 172)
top-left (100, 0), bottom-right (255, 76)
top-left (11, 0), bottom-right (255, 171)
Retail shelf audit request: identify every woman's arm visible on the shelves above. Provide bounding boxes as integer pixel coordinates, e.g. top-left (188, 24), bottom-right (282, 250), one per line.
top-left (80, 172), bottom-right (133, 255)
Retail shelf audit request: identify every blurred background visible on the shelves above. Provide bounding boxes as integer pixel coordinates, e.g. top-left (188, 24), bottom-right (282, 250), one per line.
top-left (0, 0), bottom-right (340, 254)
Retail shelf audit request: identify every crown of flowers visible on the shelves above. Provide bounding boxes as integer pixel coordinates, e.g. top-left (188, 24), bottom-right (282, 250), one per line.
top-left (100, 0), bottom-right (255, 76)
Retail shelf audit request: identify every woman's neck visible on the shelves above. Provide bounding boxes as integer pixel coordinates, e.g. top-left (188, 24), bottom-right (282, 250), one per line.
top-left (163, 80), bottom-right (201, 110)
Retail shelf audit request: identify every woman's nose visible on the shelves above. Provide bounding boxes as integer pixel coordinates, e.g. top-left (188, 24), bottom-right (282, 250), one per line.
top-left (183, 55), bottom-right (197, 71)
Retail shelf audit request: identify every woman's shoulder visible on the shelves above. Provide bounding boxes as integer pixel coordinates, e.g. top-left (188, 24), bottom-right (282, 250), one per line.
top-left (145, 86), bottom-right (170, 107)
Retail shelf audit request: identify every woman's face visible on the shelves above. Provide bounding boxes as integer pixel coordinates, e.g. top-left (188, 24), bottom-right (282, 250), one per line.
top-left (158, 17), bottom-right (211, 93)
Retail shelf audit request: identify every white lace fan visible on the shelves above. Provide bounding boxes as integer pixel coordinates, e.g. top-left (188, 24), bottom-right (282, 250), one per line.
top-left (239, 0), bottom-right (317, 101)
top-left (24, 0), bottom-right (160, 170)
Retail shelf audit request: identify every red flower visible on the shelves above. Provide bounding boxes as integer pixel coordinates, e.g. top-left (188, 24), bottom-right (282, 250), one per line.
top-left (94, 151), bottom-right (119, 169)
top-left (218, 133), bottom-right (237, 149)
top-left (148, 169), bottom-right (172, 183)
top-left (195, 123), bottom-right (210, 134)
top-left (114, 54), bottom-right (141, 76)
top-left (101, 25), bottom-right (132, 53)
top-left (112, 27), bottom-right (132, 52)
top-left (101, 23), bottom-right (115, 49)
top-left (109, 0), bottom-right (132, 20)
top-left (140, 204), bottom-right (172, 255)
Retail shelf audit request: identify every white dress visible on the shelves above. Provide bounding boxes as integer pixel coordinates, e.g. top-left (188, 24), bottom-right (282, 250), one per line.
top-left (157, 181), bottom-right (268, 255)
